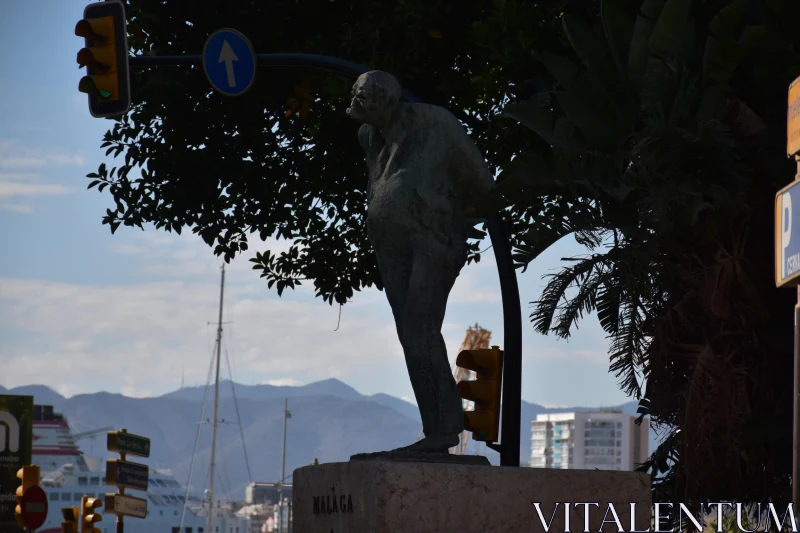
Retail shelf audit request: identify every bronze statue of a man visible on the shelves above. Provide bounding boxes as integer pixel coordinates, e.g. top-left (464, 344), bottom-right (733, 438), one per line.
top-left (347, 71), bottom-right (494, 454)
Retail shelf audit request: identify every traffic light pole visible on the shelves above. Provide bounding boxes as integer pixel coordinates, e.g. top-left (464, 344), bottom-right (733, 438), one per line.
top-left (116, 443), bottom-right (126, 533)
top-left (127, 52), bottom-right (523, 467)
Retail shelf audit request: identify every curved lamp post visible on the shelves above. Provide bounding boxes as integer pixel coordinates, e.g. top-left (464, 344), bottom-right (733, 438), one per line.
top-left (130, 52), bottom-right (523, 467)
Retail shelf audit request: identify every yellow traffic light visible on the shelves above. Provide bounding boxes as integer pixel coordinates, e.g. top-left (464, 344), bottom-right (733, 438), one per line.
top-left (75, 0), bottom-right (130, 118)
top-left (15, 465), bottom-right (40, 527)
top-left (456, 345), bottom-right (504, 443)
top-left (62, 506), bottom-right (79, 533)
top-left (80, 496), bottom-right (103, 533)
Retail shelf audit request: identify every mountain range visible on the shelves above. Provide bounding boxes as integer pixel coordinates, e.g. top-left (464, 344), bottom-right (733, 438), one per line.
top-left (0, 380), bottom-right (662, 500)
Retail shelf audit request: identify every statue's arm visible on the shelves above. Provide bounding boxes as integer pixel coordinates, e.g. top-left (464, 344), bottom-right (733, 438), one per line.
top-left (445, 117), bottom-right (493, 237)
top-left (357, 124), bottom-right (379, 200)
top-left (357, 123), bottom-right (372, 154)
top-left (451, 129), bottom-right (494, 202)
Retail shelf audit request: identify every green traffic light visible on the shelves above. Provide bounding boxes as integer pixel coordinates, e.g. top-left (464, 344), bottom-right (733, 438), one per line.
top-left (78, 77), bottom-right (113, 99)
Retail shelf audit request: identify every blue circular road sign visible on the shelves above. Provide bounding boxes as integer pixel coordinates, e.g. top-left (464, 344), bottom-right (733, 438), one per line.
top-left (202, 29), bottom-right (257, 96)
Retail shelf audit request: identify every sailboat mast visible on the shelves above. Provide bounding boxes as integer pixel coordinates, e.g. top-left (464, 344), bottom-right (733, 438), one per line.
top-left (207, 264), bottom-right (226, 533)
top-left (278, 398), bottom-right (288, 531)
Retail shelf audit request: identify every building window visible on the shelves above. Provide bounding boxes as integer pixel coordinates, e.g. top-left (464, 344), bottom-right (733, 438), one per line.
top-left (74, 494), bottom-right (82, 501)
top-left (584, 438), bottom-right (615, 447)
top-left (616, 440), bottom-right (621, 446)
top-left (78, 477), bottom-right (88, 486)
top-left (49, 492), bottom-right (59, 500)
top-left (90, 477), bottom-right (100, 486)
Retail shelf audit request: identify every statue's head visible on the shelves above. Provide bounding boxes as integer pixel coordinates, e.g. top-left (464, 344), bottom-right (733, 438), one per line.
top-left (347, 71), bottom-right (401, 125)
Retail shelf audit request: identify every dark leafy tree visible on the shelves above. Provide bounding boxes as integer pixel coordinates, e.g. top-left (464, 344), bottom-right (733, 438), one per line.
top-left (89, 0), bottom-right (573, 304)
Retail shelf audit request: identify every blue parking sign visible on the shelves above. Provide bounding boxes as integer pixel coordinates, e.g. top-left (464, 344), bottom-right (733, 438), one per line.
top-left (776, 180), bottom-right (800, 287)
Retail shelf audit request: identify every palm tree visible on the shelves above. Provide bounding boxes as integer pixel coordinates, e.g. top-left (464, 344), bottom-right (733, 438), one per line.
top-left (483, 0), bottom-right (800, 508)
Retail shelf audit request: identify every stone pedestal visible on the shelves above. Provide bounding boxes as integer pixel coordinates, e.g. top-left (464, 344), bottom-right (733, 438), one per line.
top-left (292, 461), bottom-right (651, 533)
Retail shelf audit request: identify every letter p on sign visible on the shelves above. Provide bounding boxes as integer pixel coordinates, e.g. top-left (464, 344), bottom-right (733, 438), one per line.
top-left (777, 183), bottom-right (800, 287)
top-left (784, 191), bottom-right (793, 279)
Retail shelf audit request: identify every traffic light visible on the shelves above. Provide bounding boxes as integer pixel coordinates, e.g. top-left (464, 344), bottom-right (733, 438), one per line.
top-left (62, 506), bottom-right (79, 533)
top-left (80, 496), bottom-right (103, 533)
top-left (15, 465), bottom-right (40, 527)
top-left (75, 0), bottom-right (130, 118)
top-left (456, 345), bottom-right (504, 443)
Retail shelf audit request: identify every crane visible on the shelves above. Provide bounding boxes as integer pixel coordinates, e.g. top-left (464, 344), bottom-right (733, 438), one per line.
top-left (416, 323), bottom-right (492, 455)
top-left (71, 426), bottom-right (114, 456)
top-left (72, 426), bottom-right (114, 441)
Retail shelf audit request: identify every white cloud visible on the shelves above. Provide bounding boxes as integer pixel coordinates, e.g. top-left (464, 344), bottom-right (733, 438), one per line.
top-left (0, 140), bottom-right (84, 210)
top-left (0, 202), bottom-right (34, 213)
top-left (114, 231), bottom-right (297, 284)
top-left (449, 254), bottom-right (502, 304)
top-left (111, 244), bottom-right (147, 255)
top-left (0, 197), bottom-right (619, 404)
top-left (400, 396), bottom-right (416, 405)
top-left (0, 180), bottom-right (70, 199)
top-left (0, 173), bottom-right (39, 180)
top-left (0, 140), bottom-right (86, 170)
top-left (0, 274), bottom-right (404, 398)
top-left (526, 345), bottom-right (610, 364)
top-left (0, 221), bottom-right (620, 405)
top-left (121, 385), bottom-right (153, 398)
top-left (261, 378), bottom-right (304, 387)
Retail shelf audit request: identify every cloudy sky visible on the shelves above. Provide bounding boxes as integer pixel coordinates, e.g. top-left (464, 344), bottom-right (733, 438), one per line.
top-left (0, 0), bottom-right (632, 410)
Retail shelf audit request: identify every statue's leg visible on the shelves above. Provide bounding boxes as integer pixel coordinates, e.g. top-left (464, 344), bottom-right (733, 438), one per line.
top-left (375, 246), bottom-right (411, 347)
top-left (393, 242), bottom-right (465, 453)
top-left (374, 242), bottom-right (446, 438)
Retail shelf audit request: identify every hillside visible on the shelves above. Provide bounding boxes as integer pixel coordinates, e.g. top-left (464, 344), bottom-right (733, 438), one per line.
top-left (2, 380), bottom-right (661, 499)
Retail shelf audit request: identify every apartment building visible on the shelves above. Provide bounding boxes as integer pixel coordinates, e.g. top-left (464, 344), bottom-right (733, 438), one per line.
top-left (528, 410), bottom-right (649, 471)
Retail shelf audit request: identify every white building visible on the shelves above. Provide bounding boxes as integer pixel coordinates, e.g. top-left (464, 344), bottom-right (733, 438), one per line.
top-left (528, 410), bottom-right (649, 471)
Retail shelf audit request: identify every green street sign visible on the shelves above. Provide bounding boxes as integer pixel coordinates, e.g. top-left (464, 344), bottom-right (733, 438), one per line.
top-left (106, 459), bottom-right (149, 491)
top-left (107, 431), bottom-right (150, 458)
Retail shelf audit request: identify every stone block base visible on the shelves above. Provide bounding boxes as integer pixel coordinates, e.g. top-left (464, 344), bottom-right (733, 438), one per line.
top-left (292, 460), bottom-right (651, 533)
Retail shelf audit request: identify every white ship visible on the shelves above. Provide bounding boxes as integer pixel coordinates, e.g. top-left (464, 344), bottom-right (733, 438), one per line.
top-left (31, 404), bottom-right (250, 533)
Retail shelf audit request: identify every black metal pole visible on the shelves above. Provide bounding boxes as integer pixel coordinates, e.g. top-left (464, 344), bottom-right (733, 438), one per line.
top-left (794, 156), bottom-right (800, 514)
top-left (129, 53), bottom-right (423, 104)
top-left (485, 217), bottom-right (522, 467)
top-left (128, 52), bottom-right (524, 467)
top-left (794, 290), bottom-right (799, 514)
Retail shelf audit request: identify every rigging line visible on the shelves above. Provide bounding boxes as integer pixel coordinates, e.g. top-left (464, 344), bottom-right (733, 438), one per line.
top-left (223, 339), bottom-right (253, 484)
top-left (179, 330), bottom-right (217, 533)
top-left (219, 448), bottom-right (233, 503)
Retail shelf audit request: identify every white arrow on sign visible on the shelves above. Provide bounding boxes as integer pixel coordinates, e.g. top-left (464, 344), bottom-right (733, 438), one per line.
top-left (218, 39), bottom-right (239, 88)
